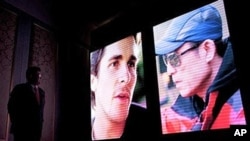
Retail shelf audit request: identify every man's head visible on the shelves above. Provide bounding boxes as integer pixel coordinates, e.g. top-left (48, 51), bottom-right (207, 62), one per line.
top-left (155, 5), bottom-right (222, 55)
top-left (155, 5), bottom-right (224, 99)
top-left (26, 66), bottom-right (41, 85)
top-left (91, 33), bottom-right (140, 122)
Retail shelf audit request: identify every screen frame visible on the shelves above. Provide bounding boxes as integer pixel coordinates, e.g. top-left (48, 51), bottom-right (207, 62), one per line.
top-left (89, 0), bottom-right (249, 140)
top-left (151, 0), bottom-right (249, 140)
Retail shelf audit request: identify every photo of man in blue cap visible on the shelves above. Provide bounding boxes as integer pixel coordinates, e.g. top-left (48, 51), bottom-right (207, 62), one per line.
top-left (154, 3), bottom-right (246, 134)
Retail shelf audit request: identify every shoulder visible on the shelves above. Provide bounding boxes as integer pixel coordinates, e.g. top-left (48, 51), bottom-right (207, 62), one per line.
top-left (15, 83), bottom-right (28, 87)
top-left (10, 83), bottom-right (31, 97)
top-left (123, 102), bottom-right (150, 140)
top-left (227, 89), bottom-right (243, 113)
top-left (12, 83), bottom-right (30, 91)
top-left (126, 102), bottom-right (149, 127)
top-left (129, 102), bottom-right (147, 115)
top-left (38, 87), bottom-right (45, 94)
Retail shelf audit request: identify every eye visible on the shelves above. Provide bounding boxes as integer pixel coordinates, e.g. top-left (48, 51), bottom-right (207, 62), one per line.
top-left (111, 61), bottom-right (119, 67)
top-left (167, 53), bottom-right (180, 67)
top-left (169, 55), bottom-right (180, 67)
top-left (128, 61), bottom-right (135, 68)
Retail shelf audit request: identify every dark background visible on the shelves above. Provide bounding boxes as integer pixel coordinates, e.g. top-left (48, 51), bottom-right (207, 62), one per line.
top-left (0, 0), bottom-right (249, 141)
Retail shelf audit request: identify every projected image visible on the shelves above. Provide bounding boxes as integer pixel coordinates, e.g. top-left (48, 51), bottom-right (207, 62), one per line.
top-left (90, 33), bottom-right (148, 140)
top-left (153, 0), bottom-right (246, 134)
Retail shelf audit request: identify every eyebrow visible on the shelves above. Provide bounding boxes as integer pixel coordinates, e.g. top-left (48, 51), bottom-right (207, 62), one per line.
top-left (108, 54), bottom-right (137, 62)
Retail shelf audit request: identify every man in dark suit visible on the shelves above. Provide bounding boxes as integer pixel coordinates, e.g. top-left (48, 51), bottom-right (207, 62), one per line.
top-left (8, 66), bottom-right (45, 141)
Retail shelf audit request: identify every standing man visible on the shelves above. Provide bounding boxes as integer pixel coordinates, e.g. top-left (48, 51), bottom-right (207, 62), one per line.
top-left (155, 5), bottom-right (246, 133)
top-left (8, 66), bottom-right (45, 141)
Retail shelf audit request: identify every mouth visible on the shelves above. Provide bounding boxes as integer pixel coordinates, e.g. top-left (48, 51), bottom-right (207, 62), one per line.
top-left (173, 80), bottom-right (181, 88)
top-left (115, 92), bottom-right (129, 99)
top-left (173, 78), bottom-right (179, 82)
top-left (174, 80), bottom-right (180, 84)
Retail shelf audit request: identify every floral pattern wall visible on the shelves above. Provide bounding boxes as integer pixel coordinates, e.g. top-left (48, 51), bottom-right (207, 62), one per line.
top-left (0, 6), bottom-right (58, 141)
top-left (0, 7), bottom-right (17, 140)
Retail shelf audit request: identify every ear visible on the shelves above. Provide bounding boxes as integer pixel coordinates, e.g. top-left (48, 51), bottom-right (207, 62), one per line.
top-left (201, 39), bottom-right (216, 62)
top-left (91, 74), bottom-right (98, 92)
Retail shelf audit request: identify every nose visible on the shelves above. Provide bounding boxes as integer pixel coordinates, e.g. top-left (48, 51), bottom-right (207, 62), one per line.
top-left (118, 65), bottom-right (131, 84)
top-left (166, 64), bottom-right (176, 76)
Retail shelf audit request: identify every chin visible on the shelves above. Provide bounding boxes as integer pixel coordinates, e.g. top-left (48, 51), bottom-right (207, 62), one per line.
top-left (179, 91), bottom-right (191, 98)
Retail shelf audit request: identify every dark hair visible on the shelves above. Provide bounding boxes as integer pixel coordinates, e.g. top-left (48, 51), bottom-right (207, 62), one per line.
top-left (26, 66), bottom-right (41, 81)
top-left (90, 33), bottom-right (141, 108)
top-left (91, 33), bottom-right (141, 76)
top-left (91, 49), bottom-right (104, 76)
top-left (216, 37), bottom-right (230, 57)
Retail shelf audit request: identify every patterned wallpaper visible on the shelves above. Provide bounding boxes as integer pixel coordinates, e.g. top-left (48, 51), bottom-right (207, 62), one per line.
top-left (0, 6), bottom-right (58, 141)
top-left (0, 7), bottom-right (17, 140)
top-left (29, 24), bottom-right (58, 141)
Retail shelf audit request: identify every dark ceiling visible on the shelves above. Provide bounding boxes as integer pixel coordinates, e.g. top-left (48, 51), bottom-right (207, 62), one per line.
top-left (51, 0), bottom-right (148, 44)
top-left (2, 0), bottom-right (153, 45)
top-left (56, 0), bottom-right (219, 39)
top-left (2, 0), bottom-right (217, 45)
top-left (51, 0), bottom-right (217, 46)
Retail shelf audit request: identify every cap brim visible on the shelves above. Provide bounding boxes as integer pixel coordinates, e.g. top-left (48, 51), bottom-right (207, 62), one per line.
top-left (155, 40), bottom-right (184, 55)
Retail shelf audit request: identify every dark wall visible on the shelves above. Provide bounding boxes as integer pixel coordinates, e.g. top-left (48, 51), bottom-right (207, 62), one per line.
top-left (1, 0), bottom-right (249, 141)
top-left (4, 0), bottom-right (53, 26)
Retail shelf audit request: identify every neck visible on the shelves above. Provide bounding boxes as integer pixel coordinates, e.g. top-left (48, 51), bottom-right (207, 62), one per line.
top-left (198, 56), bottom-right (223, 101)
top-left (92, 114), bottom-right (125, 140)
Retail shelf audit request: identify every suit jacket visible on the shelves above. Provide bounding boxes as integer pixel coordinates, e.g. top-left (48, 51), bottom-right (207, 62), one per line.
top-left (7, 82), bottom-right (45, 139)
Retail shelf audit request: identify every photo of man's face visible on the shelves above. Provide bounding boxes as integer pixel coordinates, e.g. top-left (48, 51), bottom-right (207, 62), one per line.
top-left (91, 36), bottom-right (139, 122)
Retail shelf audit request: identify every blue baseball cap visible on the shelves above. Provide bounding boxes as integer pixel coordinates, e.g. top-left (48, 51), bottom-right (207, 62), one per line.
top-left (155, 5), bottom-right (222, 55)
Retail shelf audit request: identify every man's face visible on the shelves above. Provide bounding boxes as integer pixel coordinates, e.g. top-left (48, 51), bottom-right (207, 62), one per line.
top-left (92, 36), bottom-right (138, 122)
top-left (30, 71), bottom-right (42, 85)
top-left (166, 42), bottom-right (210, 98)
